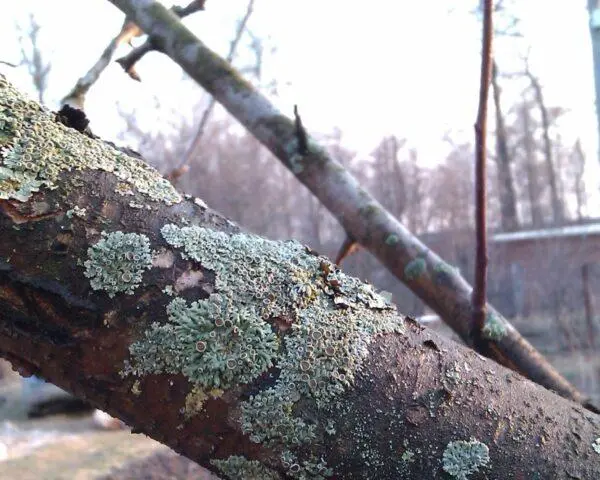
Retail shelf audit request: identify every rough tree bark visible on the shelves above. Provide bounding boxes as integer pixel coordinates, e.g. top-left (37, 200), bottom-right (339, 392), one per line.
top-left (104, 0), bottom-right (590, 410)
top-left (1, 76), bottom-right (600, 479)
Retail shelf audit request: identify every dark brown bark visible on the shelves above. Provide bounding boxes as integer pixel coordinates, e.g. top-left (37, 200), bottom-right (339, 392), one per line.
top-left (471, 1), bottom-right (492, 345)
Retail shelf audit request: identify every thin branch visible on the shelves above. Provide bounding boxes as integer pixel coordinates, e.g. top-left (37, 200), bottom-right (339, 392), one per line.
top-left (334, 236), bottom-right (360, 265)
top-left (471, 0), bottom-right (493, 345)
top-left (107, 0), bottom-right (593, 410)
top-left (116, 0), bottom-right (207, 81)
top-left (62, 1), bottom-right (206, 110)
top-left (168, 0), bottom-right (255, 181)
top-left (293, 104), bottom-right (308, 155)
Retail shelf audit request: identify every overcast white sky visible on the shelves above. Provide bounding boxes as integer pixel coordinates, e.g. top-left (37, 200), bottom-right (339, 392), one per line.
top-left (1, 0), bottom-right (599, 210)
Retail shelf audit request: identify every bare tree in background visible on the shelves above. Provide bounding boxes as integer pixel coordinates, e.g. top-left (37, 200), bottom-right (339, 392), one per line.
top-left (570, 139), bottom-right (588, 220)
top-left (370, 136), bottom-right (407, 222)
top-left (172, 0), bottom-right (256, 180)
top-left (490, 61), bottom-right (519, 231)
top-left (516, 100), bottom-right (545, 226)
top-left (525, 66), bottom-right (565, 224)
top-left (16, 13), bottom-right (51, 104)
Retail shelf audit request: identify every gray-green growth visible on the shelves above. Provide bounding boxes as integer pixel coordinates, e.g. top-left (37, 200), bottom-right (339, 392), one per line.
top-left (0, 75), bottom-right (180, 204)
top-left (404, 257), bottom-right (427, 281)
top-left (211, 455), bottom-right (281, 480)
top-left (442, 439), bottom-right (490, 479)
top-left (482, 311), bottom-right (507, 340)
top-left (128, 294), bottom-right (279, 388)
top-left (127, 224), bottom-right (403, 475)
top-left (84, 231), bottom-right (152, 298)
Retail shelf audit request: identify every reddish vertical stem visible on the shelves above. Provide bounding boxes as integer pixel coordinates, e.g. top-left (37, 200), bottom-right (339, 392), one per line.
top-left (471, 0), bottom-right (493, 340)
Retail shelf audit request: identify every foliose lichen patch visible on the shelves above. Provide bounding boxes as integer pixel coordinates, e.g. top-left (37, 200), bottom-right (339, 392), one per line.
top-left (442, 439), bottom-right (490, 479)
top-left (127, 294), bottom-right (279, 389)
top-left (0, 75), bottom-right (180, 204)
top-left (482, 311), bottom-right (507, 340)
top-left (84, 231), bottom-right (153, 298)
top-left (211, 455), bottom-right (281, 480)
top-left (404, 257), bottom-right (427, 281)
top-left (126, 224), bottom-right (404, 475)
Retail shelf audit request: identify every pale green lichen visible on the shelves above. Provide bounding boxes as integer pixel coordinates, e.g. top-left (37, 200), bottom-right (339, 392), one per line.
top-left (66, 205), bottom-right (86, 218)
top-left (127, 224), bottom-right (403, 475)
top-left (442, 439), bottom-right (490, 479)
top-left (127, 294), bottom-right (279, 388)
top-left (280, 451), bottom-right (333, 479)
top-left (404, 257), bottom-right (427, 281)
top-left (401, 449), bottom-right (415, 463)
top-left (482, 311), bottom-right (507, 340)
top-left (593, 437), bottom-right (600, 455)
top-left (184, 385), bottom-right (223, 418)
top-left (83, 231), bottom-right (152, 298)
top-left (0, 75), bottom-right (180, 204)
top-left (162, 285), bottom-right (175, 296)
top-left (385, 233), bottom-right (400, 246)
top-left (211, 455), bottom-right (281, 480)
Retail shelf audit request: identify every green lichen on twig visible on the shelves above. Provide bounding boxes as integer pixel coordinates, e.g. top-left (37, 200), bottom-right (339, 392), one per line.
top-left (84, 231), bottom-right (153, 298)
top-left (482, 311), bottom-right (507, 340)
top-left (0, 74), bottom-right (180, 204)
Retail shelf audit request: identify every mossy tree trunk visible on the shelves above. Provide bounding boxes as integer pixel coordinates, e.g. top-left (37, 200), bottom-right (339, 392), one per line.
top-left (0, 76), bottom-right (599, 479)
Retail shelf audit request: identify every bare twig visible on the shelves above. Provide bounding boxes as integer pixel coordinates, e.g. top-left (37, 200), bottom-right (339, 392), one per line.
top-left (334, 236), bottom-right (360, 265)
top-left (471, 0), bottom-right (493, 346)
top-left (63, 1), bottom-right (206, 110)
top-left (293, 104), bottom-right (309, 155)
top-left (116, 0), bottom-right (207, 81)
top-left (61, 20), bottom-right (143, 109)
top-left (169, 0), bottom-right (255, 182)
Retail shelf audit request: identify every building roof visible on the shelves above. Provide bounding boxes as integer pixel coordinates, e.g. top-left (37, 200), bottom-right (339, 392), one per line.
top-left (492, 222), bottom-right (600, 243)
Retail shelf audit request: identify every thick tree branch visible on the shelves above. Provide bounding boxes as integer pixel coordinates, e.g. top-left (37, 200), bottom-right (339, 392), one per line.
top-left (1, 75), bottom-right (600, 479)
top-left (106, 0), bottom-right (590, 408)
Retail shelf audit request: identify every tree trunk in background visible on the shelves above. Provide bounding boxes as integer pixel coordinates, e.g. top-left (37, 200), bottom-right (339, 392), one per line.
top-left (528, 72), bottom-right (564, 224)
top-left (582, 264), bottom-right (596, 350)
top-left (520, 103), bottom-right (544, 226)
top-left (588, 0), bottom-right (600, 165)
top-left (572, 139), bottom-right (587, 220)
top-left (491, 62), bottom-right (519, 231)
